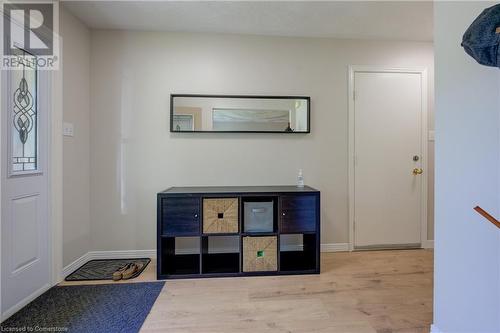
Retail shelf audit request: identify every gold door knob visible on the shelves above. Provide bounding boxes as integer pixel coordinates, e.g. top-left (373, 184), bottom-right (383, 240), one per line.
top-left (412, 168), bottom-right (423, 175)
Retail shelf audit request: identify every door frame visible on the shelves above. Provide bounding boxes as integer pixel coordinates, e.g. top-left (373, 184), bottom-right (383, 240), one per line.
top-left (0, 63), bottom-right (63, 322)
top-left (0, 10), bottom-right (62, 320)
top-left (347, 66), bottom-right (429, 251)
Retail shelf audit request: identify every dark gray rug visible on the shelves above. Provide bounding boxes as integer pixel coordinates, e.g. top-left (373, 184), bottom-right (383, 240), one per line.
top-left (65, 258), bottom-right (151, 281)
top-left (0, 282), bottom-right (164, 333)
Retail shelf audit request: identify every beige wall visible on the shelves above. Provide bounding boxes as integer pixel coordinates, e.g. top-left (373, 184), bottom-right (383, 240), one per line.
top-left (61, 7), bottom-right (91, 266)
top-left (88, 31), bottom-right (434, 251)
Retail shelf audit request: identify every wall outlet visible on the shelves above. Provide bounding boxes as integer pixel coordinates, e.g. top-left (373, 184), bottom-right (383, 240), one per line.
top-left (63, 122), bottom-right (74, 137)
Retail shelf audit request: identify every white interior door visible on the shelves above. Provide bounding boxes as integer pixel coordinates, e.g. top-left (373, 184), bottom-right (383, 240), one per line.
top-left (1, 51), bottom-right (51, 319)
top-left (353, 70), bottom-right (425, 249)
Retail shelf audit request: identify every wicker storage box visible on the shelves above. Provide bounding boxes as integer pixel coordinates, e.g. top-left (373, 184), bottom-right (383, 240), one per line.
top-left (242, 236), bottom-right (278, 272)
top-left (203, 198), bottom-right (239, 233)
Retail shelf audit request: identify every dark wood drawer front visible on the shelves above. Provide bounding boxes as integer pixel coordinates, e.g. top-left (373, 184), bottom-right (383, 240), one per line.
top-left (162, 197), bottom-right (200, 235)
top-left (280, 195), bottom-right (317, 233)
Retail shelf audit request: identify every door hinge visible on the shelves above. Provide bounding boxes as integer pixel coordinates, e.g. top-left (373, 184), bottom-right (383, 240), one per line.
top-left (353, 90), bottom-right (356, 101)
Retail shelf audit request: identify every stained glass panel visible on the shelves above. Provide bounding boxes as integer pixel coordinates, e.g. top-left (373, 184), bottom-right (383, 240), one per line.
top-left (11, 50), bottom-right (38, 173)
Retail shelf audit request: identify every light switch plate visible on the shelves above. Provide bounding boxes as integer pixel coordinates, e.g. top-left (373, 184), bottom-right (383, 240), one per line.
top-left (63, 122), bottom-right (74, 137)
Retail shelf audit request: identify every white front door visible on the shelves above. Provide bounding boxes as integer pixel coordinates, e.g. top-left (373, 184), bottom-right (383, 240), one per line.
top-left (352, 69), bottom-right (426, 249)
top-left (1, 51), bottom-right (51, 319)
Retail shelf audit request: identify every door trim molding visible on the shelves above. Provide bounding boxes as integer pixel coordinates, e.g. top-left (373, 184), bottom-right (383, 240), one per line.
top-left (348, 65), bottom-right (429, 251)
top-left (0, 53), bottom-right (3, 320)
top-left (51, 55), bottom-right (63, 285)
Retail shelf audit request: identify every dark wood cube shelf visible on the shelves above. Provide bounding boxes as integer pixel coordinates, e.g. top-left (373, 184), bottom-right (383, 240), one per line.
top-left (160, 236), bottom-right (200, 276)
top-left (279, 233), bottom-right (317, 272)
top-left (157, 186), bottom-right (320, 279)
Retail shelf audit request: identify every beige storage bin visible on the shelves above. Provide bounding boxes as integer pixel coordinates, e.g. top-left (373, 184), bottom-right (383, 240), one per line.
top-left (203, 198), bottom-right (239, 233)
top-left (242, 236), bottom-right (278, 272)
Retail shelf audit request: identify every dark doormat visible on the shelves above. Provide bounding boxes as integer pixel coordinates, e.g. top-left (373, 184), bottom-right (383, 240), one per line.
top-left (0, 282), bottom-right (164, 333)
top-left (65, 258), bottom-right (151, 281)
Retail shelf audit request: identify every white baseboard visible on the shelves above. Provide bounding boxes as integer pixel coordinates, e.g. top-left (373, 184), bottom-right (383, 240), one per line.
top-left (87, 249), bottom-right (156, 260)
top-left (61, 243), bottom-right (350, 279)
top-left (61, 252), bottom-right (92, 278)
top-left (430, 324), bottom-right (442, 333)
top-left (422, 240), bottom-right (434, 249)
top-left (346, 241), bottom-right (434, 251)
top-left (321, 243), bottom-right (349, 252)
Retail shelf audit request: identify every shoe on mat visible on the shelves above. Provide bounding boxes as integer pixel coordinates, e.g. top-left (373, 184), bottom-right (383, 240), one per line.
top-left (122, 261), bottom-right (145, 280)
top-left (121, 263), bottom-right (139, 280)
top-left (133, 262), bottom-right (144, 277)
top-left (136, 262), bottom-right (144, 272)
top-left (112, 263), bottom-right (133, 281)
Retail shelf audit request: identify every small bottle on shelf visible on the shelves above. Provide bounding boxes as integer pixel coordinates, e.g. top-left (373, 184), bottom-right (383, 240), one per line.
top-left (297, 169), bottom-right (304, 188)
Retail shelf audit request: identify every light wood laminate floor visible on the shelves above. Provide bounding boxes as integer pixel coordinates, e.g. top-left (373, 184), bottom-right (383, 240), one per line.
top-left (61, 249), bottom-right (433, 333)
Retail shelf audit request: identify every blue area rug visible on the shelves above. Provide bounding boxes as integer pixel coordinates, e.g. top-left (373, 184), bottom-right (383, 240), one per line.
top-left (0, 282), bottom-right (165, 333)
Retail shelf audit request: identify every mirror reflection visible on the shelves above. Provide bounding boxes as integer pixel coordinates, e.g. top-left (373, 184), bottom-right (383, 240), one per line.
top-left (171, 95), bottom-right (310, 133)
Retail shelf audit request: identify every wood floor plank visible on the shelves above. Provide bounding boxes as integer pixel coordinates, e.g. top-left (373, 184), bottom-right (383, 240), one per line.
top-left (61, 249), bottom-right (434, 333)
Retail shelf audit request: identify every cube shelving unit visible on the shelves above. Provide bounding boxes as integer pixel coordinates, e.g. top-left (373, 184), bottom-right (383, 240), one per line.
top-left (157, 186), bottom-right (320, 279)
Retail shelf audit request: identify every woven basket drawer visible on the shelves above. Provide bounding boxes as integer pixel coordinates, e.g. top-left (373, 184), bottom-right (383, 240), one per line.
top-left (242, 236), bottom-right (277, 272)
top-left (203, 198), bottom-right (239, 233)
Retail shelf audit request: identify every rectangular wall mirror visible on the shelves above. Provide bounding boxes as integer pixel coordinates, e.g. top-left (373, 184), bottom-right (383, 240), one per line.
top-left (171, 94), bottom-right (310, 133)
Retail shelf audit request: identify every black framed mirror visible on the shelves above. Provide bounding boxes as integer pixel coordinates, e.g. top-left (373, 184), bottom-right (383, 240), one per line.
top-left (170, 94), bottom-right (310, 133)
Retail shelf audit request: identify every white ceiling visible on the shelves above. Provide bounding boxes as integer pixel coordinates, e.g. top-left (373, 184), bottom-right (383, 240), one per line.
top-left (62, 1), bottom-right (433, 41)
